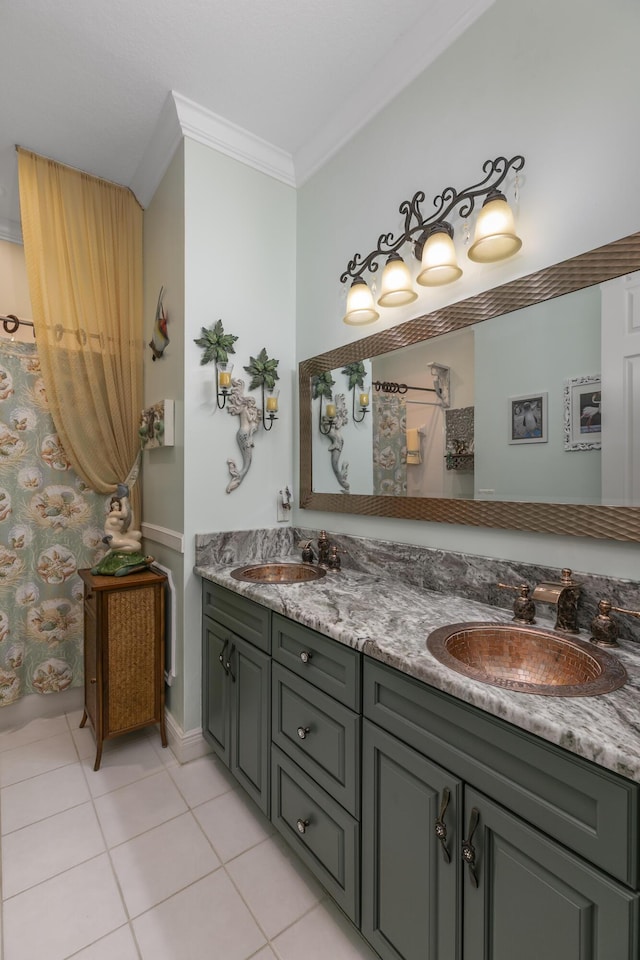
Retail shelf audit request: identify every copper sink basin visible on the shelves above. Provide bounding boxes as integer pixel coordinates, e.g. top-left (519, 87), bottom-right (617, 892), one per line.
top-left (427, 622), bottom-right (627, 696)
top-left (230, 562), bottom-right (326, 584)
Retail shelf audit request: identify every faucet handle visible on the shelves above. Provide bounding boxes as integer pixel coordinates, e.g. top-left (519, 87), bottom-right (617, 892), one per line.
top-left (497, 582), bottom-right (536, 624)
top-left (590, 598), bottom-right (640, 647)
top-left (560, 568), bottom-right (580, 585)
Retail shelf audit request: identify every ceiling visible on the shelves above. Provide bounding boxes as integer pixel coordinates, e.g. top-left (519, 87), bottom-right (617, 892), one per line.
top-left (0, 0), bottom-right (492, 238)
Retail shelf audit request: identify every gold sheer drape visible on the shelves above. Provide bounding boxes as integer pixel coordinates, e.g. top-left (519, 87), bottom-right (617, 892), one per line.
top-left (17, 148), bottom-right (143, 517)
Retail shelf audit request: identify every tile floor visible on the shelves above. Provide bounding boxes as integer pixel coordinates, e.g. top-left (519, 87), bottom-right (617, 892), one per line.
top-left (0, 711), bottom-right (380, 960)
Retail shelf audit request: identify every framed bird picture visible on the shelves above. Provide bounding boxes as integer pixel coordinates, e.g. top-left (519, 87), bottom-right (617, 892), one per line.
top-left (564, 376), bottom-right (601, 451)
top-left (508, 392), bottom-right (548, 444)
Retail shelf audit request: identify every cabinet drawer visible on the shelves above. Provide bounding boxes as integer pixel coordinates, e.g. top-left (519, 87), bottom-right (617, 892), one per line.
top-left (364, 657), bottom-right (639, 888)
top-left (272, 614), bottom-right (361, 709)
top-left (202, 581), bottom-right (270, 653)
top-left (271, 745), bottom-right (360, 924)
top-left (272, 663), bottom-right (360, 817)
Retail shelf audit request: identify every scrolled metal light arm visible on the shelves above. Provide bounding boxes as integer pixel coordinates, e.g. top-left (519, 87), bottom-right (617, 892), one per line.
top-left (339, 155), bottom-right (525, 284)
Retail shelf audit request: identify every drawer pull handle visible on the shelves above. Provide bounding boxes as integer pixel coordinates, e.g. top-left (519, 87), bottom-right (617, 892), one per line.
top-left (299, 651), bottom-right (312, 664)
top-left (296, 818), bottom-right (310, 834)
top-left (462, 807), bottom-right (480, 888)
top-left (434, 787), bottom-right (451, 864)
top-left (297, 726), bottom-right (310, 740)
top-left (226, 644), bottom-right (236, 683)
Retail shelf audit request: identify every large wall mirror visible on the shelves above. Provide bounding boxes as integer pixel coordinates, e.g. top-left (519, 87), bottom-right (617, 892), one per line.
top-left (299, 231), bottom-right (640, 541)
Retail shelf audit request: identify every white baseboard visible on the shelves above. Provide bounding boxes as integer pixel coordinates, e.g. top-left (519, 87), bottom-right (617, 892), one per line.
top-left (164, 709), bottom-right (211, 764)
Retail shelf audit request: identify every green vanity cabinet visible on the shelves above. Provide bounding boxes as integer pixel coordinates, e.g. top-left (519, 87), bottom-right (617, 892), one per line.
top-left (462, 787), bottom-right (639, 960)
top-left (200, 582), bottom-right (640, 960)
top-left (270, 614), bottom-right (362, 924)
top-left (362, 657), bottom-right (640, 960)
top-left (361, 719), bottom-right (462, 960)
top-left (202, 583), bottom-right (271, 815)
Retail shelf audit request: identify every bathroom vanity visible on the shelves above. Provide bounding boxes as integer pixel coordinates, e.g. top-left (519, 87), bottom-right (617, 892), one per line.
top-left (198, 549), bottom-right (640, 960)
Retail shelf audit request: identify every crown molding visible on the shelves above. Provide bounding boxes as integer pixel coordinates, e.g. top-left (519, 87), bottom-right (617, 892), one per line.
top-left (173, 92), bottom-right (296, 187)
top-left (0, 217), bottom-right (23, 245)
top-left (131, 91), bottom-right (296, 207)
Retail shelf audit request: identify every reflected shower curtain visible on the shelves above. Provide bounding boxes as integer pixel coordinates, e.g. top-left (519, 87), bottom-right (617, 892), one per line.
top-left (0, 339), bottom-right (104, 706)
top-left (372, 395), bottom-right (407, 496)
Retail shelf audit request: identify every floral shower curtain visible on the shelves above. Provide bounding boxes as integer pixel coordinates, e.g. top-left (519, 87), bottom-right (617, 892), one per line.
top-left (372, 395), bottom-right (407, 496)
top-left (0, 339), bottom-right (104, 706)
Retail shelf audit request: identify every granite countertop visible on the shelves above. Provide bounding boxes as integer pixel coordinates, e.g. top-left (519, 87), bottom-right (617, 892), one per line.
top-left (195, 560), bottom-right (640, 784)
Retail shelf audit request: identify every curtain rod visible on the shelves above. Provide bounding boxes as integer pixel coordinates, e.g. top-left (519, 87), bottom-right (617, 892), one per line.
top-left (0, 314), bottom-right (35, 337)
top-left (373, 380), bottom-right (437, 395)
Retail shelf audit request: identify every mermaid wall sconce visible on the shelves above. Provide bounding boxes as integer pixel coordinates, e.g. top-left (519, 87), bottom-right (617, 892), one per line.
top-left (313, 373), bottom-right (350, 493)
top-left (195, 324), bottom-right (281, 493)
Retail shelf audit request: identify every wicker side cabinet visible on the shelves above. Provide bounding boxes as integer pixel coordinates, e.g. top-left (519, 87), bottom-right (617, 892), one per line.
top-left (79, 567), bottom-right (168, 770)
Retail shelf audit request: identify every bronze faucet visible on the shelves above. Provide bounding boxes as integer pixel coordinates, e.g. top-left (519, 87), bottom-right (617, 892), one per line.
top-left (531, 568), bottom-right (581, 633)
top-left (590, 599), bottom-right (640, 647)
top-left (298, 530), bottom-right (334, 567)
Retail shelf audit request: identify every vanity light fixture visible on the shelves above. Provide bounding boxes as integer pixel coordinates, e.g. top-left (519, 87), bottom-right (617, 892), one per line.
top-left (340, 155), bottom-right (525, 324)
top-left (343, 278), bottom-right (380, 325)
top-left (377, 253), bottom-right (418, 308)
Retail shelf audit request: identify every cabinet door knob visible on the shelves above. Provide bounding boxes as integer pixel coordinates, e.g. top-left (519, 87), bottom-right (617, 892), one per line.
top-left (462, 807), bottom-right (480, 888)
top-left (90, 678), bottom-right (97, 684)
top-left (296, 818), bottom-right (310, 834)
top-left (297, 726), bottom-right (311, 740)
top-left (299, 650), bottom-right (311, 664)
top-left (434, 786), bottom-right (451, 863)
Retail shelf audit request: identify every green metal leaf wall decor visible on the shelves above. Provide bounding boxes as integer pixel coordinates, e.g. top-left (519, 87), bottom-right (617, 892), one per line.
top-left (342, 362), bottom-right (366, 391)
top-left (243, 348), bottom-right (280, 391)
top-left (194, 319), bottom-right (239, 365)
top-left (312, 371), bottom-right (335, 400)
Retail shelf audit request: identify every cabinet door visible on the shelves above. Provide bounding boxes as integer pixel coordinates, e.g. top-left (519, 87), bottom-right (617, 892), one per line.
top-left (361, 720), bottom-right (461, 960)
top-left (229, 633), bottom-right (270, 816)
top-left (462, 788), bottom-right (640, 960)
top-left (202, 617), bottom-right (231, 766)
top-left (83, 602), bottom-right (99, 737)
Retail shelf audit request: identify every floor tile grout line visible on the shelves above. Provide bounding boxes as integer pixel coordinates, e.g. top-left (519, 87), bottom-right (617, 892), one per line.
top-left (0, 796), bottom-right (90, 840)
top-left (1, 714), bottom-right (374, 960)
top-left (77, 749), bottom-right (144, 960)
top-left (223, 851), bottom-right (331, 954)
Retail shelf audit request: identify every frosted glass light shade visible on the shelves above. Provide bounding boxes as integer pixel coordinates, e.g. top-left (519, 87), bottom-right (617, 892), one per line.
top-left (377, 254), bottom-right (418, 308)
top-left (343, 278), bottom-right (380, 325)
top-left (468, 191), bottom-right (522, 263)
top-left (416, 228), bottom-right (462, 286)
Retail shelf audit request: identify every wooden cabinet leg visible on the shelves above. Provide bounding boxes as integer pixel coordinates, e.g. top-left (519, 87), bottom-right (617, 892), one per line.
top-left (93, 741), bottom-right (103, 771)
top-left (79, 710), bottom-right (87, 728)
top-left (160, 712), bottom-right (168, 748)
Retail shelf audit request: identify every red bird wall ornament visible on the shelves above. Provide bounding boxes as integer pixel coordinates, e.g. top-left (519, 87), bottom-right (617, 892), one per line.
top-left (149, 286), bottom-right (169, 361)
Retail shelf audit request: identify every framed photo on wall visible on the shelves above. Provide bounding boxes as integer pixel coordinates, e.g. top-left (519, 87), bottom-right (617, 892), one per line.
top-left (140, 398), bottom-right (174, 449)
top-left (508, 392), bottom-right (548, 444)
top-left (564, 375), bottom-right (601, 451)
